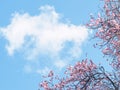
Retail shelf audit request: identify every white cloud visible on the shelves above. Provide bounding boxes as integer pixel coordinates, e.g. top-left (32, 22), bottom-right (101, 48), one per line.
top-left (0, 5), bottom-right (89, 73)
top-left (24, 64), bottom-right (32, 73)
top-left (36, 67), bottom-right (50, 75)
top-left (54, 60), bottom-right (66, 69)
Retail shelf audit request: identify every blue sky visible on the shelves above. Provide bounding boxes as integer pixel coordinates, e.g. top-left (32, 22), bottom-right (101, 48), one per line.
top-left (0, 0), bottom-right (112, 90)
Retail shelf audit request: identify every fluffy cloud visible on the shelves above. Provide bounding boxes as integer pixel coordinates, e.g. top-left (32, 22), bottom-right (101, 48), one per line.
top-left (0, 5), bottom-right (89, 73)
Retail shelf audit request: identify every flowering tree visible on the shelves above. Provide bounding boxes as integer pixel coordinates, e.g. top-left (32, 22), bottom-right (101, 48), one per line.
top-left (40, 60), bottom-right (119, 90)
top-left (87, 0), bottom-right (120, 70)
top-left (39, 0), bottom-right (120, 90)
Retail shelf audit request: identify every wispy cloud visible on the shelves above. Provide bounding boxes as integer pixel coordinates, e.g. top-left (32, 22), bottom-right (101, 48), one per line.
top-left (36, 67), bottom-right (51, 75)
top-left (54, 60), bottom-right (67, 69)
top-left (0, 5), bottom-right (89, 74)
top-left (24, 64), bottom-right (32, 73)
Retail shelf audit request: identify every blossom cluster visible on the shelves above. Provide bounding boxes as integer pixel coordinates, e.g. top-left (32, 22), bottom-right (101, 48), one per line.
top-left (87, 0), bottom-right (120, 70)
top-left (39, 60), bottom-right (119, 90)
